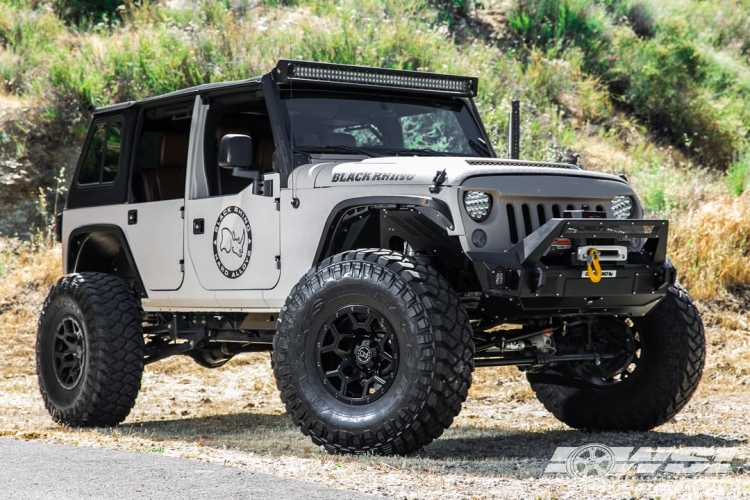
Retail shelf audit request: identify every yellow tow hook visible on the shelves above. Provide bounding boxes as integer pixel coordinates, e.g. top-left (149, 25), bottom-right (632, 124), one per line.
top-left (586, 248), bottom-right (602, 284)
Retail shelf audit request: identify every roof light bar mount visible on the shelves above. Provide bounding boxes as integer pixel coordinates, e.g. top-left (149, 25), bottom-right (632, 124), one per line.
top-left (275, 59), bottom-right (478, 97)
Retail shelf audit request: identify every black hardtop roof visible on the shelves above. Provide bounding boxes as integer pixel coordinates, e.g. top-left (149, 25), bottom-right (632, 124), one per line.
top-left (93, 76), bottom-right (264, 115)
top-left (92, 60), bottom-right (479, 115)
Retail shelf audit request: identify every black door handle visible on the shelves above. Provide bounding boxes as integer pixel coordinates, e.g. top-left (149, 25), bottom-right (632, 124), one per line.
top-left (193, 219), bottom-right (204, 234)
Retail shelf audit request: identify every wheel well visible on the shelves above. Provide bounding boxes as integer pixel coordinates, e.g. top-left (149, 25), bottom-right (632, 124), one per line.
top-left (67, 226), bottom-right (147, 298)
top-left (315, 201), bottom-right (482, 293)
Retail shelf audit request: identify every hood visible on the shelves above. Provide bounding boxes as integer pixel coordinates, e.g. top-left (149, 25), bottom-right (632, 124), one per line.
top-left (295, 157), bottom-right (629, 189)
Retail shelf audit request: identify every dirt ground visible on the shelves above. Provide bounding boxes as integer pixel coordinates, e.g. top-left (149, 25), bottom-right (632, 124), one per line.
top-left (1, 244), bottom-right (750, 499)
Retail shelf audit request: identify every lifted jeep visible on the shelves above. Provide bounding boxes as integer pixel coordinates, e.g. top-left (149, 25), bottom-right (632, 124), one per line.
top-left (38, 60), bottom-right (705, 455)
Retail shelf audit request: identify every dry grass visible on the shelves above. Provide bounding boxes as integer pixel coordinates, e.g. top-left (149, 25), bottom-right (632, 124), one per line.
top-left (670, 192), bottom-right (750, 300)
top-left (1, 238), bottom-right (750, 498)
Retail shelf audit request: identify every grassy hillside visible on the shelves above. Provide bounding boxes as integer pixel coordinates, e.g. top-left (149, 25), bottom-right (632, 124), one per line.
top-left (1, 0), bottom-right (749, 299)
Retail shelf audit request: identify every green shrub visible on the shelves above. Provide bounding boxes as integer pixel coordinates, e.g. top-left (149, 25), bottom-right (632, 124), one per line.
top-left (626, 2), bottom-right (655, 38)
top-left (607, 19), bottom-right (738, 167)
top-left (507, 0), bottom-right (609, 56)
top-left (53, 0), bottom-right (125, 24)
top-left (727, 150), bottom-right (750, 196)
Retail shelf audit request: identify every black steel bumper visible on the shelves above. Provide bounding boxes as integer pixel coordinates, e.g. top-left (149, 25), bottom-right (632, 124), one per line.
top-left (468, 218), bottom-right (674, 320)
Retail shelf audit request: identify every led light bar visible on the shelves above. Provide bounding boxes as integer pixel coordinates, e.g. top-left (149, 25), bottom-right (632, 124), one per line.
top-left (275, 59), bottom-right (478, 96)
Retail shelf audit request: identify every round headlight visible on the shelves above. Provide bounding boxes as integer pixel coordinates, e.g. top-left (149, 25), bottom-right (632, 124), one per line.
top-left (464, 191), bottom-right (492, 221)
top-left (611, 195), bottom-right (634, 219)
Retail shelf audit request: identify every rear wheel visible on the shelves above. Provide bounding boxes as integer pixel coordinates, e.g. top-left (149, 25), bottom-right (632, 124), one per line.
top-left (37, 273), bottom-right (144, 427)
top-left (528, 283), bottom-right (705, 430)
top-left (273, 250), bottom-right (474, 455)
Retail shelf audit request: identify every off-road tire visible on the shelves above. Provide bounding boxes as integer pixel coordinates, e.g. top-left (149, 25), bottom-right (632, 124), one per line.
top-left (527, 283), bottom-right (705, 431)
top-left (37, 272), bottom-right (144, 427)
top-left (272, 250), bottom-right (474, 455)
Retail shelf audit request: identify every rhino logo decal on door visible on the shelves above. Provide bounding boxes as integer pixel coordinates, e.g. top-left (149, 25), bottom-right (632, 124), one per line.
top-left (220, 228), bottom-right (245, 258)
top-left (213, 206), bottom-right (252, 279)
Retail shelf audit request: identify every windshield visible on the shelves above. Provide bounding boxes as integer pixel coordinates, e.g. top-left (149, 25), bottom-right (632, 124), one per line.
top-left (281, 92), bottom-right (489, 157)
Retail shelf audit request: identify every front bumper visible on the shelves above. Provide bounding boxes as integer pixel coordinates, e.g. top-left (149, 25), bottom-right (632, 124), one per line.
top-left (468, 218), bottom-right (673, 320)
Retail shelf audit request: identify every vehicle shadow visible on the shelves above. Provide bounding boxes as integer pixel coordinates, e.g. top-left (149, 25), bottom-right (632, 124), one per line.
top-left (423, 428), bottom-right (747, 462)
top-left (121, 411), bottom-right (298, 450)
top-left (121, 412), bottom-right (748, 471)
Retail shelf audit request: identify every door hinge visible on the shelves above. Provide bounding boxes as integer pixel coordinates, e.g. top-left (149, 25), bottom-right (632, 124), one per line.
top-left (180, 259), bottom-right (184, 272)
top-left (180, 206), bottom-right (185, 219)
top-left (275, 255), bottom-right (281, 270)
top-left (274, 198), bottom-right (280, 211)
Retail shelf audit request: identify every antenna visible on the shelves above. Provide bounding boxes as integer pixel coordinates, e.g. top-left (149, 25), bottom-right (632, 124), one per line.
top-left (508, 100), bottom-right (520, 160)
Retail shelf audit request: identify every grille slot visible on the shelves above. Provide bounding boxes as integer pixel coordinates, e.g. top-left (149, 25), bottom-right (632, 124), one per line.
top-left (506, 204), bottom-right (519, 244)
top-left (552, 204), bottom-right (561, 218)
top-left (537, 204), bottom-right (547, 226)
top-left (521, 204), bottom-right (533, 236)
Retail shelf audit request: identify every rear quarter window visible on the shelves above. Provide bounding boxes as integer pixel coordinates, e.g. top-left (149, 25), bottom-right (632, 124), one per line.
top-left (78, 120), bottom-right (123, 186)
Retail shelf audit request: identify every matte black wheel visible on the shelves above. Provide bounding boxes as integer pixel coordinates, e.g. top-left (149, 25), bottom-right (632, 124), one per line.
top-left (37, 273), bottom-right (144, 427)
top-left (527, 283), bottom-right (705, 431)
top-left (315, 305), bottom-right (400, 405)
top-left (273, 250), bottom-right (474, 455)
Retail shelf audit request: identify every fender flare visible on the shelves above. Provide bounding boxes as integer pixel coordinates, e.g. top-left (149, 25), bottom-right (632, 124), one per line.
top-left (313, 195), bottom-right (455, 264)
top-left (67, 224), bottom-right (148, 298)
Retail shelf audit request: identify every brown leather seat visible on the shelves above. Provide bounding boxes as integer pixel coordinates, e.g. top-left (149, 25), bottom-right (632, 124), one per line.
top-left (138, 132), bottom-right (188, 202)
top-left (255, 137), bottom-right (275, 172)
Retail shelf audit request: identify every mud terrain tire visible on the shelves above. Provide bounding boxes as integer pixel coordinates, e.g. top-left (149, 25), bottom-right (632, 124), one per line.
top-left (37, 273), bottom-right (144, 427)
top-left (528, 283), bottom-right (705, 431)
top-left (272, 250), bottom-right (474, 455)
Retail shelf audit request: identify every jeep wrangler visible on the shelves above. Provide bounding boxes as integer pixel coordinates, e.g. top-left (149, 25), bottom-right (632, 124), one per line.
top-left (37, 60), bottom-right (705, 455)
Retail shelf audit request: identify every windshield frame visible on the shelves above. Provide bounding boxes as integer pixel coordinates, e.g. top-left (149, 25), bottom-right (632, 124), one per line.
top-left (278, 88), bottom-right (495, 163)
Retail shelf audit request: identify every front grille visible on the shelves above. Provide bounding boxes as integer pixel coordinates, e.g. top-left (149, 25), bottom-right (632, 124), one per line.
top-left (505, 201), bottom-right (601, 242)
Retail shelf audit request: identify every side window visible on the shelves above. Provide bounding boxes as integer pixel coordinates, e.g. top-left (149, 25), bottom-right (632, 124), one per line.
top-left (130, 101), bottom-right (192, 203)
top-left (202, 95), bottom-right (275, 198)
top-left (78, 120), bottom-right (123, 185)
top-left (102, 124), bottom-right (123, 182)
top-left (79, 124), bottom-right (106, 184)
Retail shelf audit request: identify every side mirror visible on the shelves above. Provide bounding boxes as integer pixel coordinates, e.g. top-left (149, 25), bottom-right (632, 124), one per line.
top-left (218, 134), bottom-right (253, 169)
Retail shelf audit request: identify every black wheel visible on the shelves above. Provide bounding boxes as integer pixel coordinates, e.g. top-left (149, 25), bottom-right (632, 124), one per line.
top-left (527, 283), bottom-right (705, 431)
top-left (272, 250), bottom-right (474, 455)
top-left (37, 273), bottom-right (144, 427)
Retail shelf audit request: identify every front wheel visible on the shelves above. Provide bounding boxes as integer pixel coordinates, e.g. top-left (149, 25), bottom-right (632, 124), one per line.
top-left (37, 273), bottom-right (144, 427)
top-left (528, 283), bottom-right (705, 431)
top-left (272, 250), bottom-right (474, 455)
